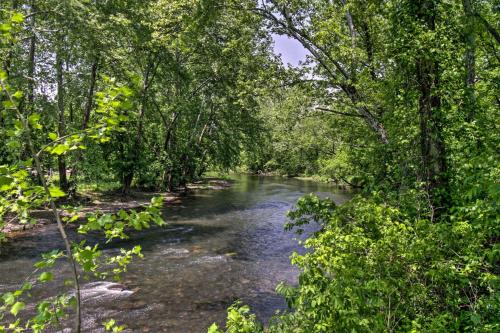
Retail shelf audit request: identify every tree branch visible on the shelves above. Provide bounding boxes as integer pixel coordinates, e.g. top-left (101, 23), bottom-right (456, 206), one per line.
top-left (1, 80), bottom-right (81, 333)
top-left (315, 107), bottom-right (363, 118)
top-left (475, 13), bottom-right (500, 44)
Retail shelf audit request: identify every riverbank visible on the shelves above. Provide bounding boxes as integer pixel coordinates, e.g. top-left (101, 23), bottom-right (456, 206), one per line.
top-left (292, 175), bottom-right (353, 189)
top-left (0, 178), bottom-right (233, 239)
top-left (237, 170), bottom-right (357, 189)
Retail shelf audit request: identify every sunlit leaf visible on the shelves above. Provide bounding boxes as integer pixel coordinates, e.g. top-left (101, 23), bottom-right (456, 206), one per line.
top-left (51, 144), bottom-right (68, 155)
top-left (49, 186), bottom-right (66, 198)
top-left (10, 302), bottom-right (25, 316)
top-left (38, 272), bottom-right (54, 282)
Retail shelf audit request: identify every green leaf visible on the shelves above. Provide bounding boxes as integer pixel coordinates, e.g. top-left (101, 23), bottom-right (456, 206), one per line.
top-left (68, 296), bottom-right (77, 307)
top-left (49, 186), bottom-right (66, 198)
top-left (104, 319), bottom-right (116, 331)
top-left (38, 272), bottom-right (54, 282)
top-left (132, 245), bottom-right (142, 255)
top-left (7, 140), bottom-right (21, 149)
top-left (208, 323), bottom-right (220, 333)
top-left (28, 113), bottom-right (40, 126)
top-left (12, 91), bottom-right (23, 99)
top-left (13, 120), bottom-right (22, 130)
top-left (48, 132), bottom-right (58, 141)
top-left (0, 176), bottom-right (13, 190)
top-left (0, 23), bottom-right (12, 33)
top-left (2, 292), bottom-right (15, 306)
top-left (51, 144), bottom-right (69, 155)
top-left (10, 302), bottom-right (25, 316)
top-left (11, 12), bottom-right (24, 24)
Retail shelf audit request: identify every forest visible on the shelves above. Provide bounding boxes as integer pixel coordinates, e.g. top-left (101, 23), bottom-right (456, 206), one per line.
top-left (0, 0), bottom-right (498, 332)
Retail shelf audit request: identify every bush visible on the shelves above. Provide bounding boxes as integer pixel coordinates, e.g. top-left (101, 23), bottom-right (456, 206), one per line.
top-left (212, 192), bottom-right (499, 332)
top-left (208, 302), bottom-right (263, 333)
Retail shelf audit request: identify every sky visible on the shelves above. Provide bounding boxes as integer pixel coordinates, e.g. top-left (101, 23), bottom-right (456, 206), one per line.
top-left (272, 34), bottom-right (309, 67)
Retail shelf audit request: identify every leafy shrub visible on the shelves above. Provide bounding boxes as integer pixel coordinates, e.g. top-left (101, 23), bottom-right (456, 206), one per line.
top-left (212, 190), bottom-right (499, 332)
top-left (208, 302), bottom-right (263, 333)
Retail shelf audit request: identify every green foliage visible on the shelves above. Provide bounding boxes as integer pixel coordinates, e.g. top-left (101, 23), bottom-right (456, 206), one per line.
top-left (1, 0), bottom-right (499, 332)
top-left (0, 9), bottom-right (167, 330)
top-left (213, 0), bottom-right (499, 332)
top-left (103, 319), bottom-right (126, 332)
top-left (0, 165), bottom-right (45, 228)
top-left (271, 194), bottom-right (498, 332)
top-left (208, 302), bottom-right (263, 333)
top-left (214, 188), bottom-right (498, 332)
top-left (285, 194), bottom-right (336, 234)
top-left (79, 197), bottom-right (165, 242)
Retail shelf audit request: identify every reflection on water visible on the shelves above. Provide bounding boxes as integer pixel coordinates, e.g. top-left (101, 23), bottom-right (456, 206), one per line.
top-left (0, 175), bottom-right (350, 332)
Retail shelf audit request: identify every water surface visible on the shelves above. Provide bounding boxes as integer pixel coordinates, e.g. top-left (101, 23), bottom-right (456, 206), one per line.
top-left (0, 175), bottom-right (349, 332)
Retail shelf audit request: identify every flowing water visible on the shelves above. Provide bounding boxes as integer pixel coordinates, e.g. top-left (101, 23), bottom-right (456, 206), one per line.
top-left (0, 175), bottom-right (350, 332)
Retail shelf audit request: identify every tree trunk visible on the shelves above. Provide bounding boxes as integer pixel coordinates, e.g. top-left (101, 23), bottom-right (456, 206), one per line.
top-left (121, 172), bottom-right (133, 194)
top-left (82, 57), bottom-right (99, 129)
top-left (2, 1), bottom-right (19, 77)
top-left (360, 21), bottom-right (376, 80)
top-left (160, 110), bottom-right (179, 190)
top-left (193, 122), bottom-right (214, 179)
top-left (56, 37), bottom-right (68, 192)
top-left (27, 0), bottom-right (36, 112)
top-left (463, 0), bottom-right (476, 121)
top-left (121, 58), bottom-right (156, 193)
top-left (68, 57), bottom-right (99, 197)
top-left (414, 0), bottom-right (449, 216)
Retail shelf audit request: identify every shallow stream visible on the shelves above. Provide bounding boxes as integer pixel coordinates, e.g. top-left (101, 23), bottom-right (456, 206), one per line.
top-left (0, 175), bottom-right (349, 332)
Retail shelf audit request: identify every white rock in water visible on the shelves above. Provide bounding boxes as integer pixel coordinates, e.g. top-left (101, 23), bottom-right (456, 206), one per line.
top-left (162, 248), bottom-right (190, 256)
top-left (81, 281), bottom-right (133, 303)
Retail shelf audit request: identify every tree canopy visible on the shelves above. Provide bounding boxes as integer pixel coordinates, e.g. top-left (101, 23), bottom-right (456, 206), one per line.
top-left (1, 0), bottom-right (499, 332)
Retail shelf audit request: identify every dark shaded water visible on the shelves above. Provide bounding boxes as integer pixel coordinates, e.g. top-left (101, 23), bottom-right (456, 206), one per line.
top-left (0, 175), bottom-right (349, 332)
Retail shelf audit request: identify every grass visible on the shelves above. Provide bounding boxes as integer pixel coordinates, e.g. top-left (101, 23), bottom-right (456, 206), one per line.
top-left (77, 180), bottom-right (121, 195)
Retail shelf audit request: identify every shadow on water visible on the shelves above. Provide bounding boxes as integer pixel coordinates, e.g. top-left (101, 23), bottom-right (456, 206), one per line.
top-left (0, 175), bottom-right (351, 332)
top-left (0, 223), bottom-right (228, 261)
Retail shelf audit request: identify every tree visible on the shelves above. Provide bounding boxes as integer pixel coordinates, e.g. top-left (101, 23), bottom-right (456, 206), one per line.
top-left (1, 8), bottom-right (165, 332)
top-left (214, 0), bottom-right (499, 331)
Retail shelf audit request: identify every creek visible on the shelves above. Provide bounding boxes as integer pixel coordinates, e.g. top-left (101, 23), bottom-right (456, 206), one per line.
top-left (0, 175), bottom-right (350, 332)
